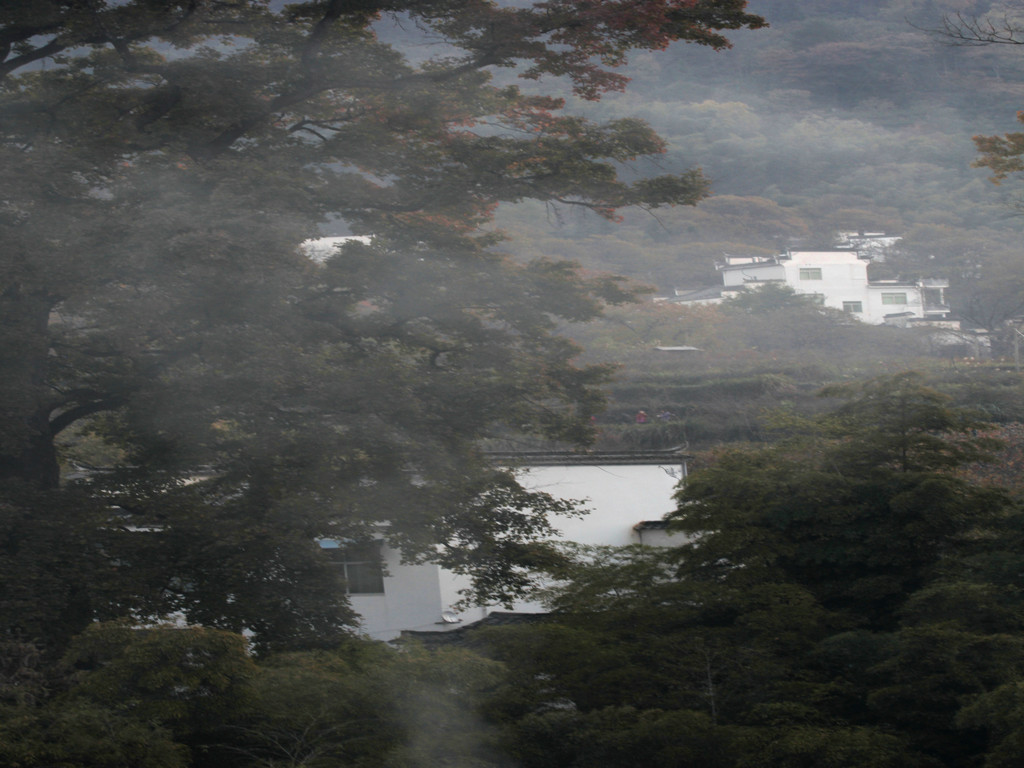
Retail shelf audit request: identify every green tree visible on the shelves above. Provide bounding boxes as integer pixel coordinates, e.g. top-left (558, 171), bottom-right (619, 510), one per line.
top-left (815, 371), bottom-right (998, 472)
top-left (509, 706), bottom-right (737, 768)
top-left (0, 1), bottom-right (764, 651)
top-left (0, 624), bottom-right (517, 768)
top-left (671, 373), bottom-right (1007, 629)
top-left (0, 623), bottom-right (254, 768)
top-left (217, 641), bottom-right (511, 768)
top-left (0, 701), bottom-right (187, 768)
top-left (957, 680), bottom-right (1024, 768)
top-left (471, 372), bottom-right (1021, 768)
top-left (722, 282), bottom-right (822, 314)
top-left (63, 622), bottom-right (258, 743)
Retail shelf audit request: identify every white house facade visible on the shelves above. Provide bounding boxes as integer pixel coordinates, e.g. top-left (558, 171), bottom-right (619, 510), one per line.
top-left (672, 250), bottom-right (951, 326)
top-left (326, 451), bottom-right (689, 641)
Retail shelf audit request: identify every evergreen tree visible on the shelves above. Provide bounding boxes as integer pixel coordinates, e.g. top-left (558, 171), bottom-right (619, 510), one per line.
top-left (671, 373), bottom-right (1006, 628)
top-left (477, 373), bottom-right (1024, 767)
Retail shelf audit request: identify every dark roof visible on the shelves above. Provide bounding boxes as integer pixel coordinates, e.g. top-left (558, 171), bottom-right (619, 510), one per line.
top-left (671, 285), bottom-right (726, 302)
top-left (487, 449), bottom-right (690, 467)
top-left (398, 611), bottom-right (551, 647)
top-left (633, 520), bottom-right (671, 530)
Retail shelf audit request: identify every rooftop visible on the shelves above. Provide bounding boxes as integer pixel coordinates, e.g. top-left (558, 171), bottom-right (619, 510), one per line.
top-left (487, 449), bottom-right (691, 466)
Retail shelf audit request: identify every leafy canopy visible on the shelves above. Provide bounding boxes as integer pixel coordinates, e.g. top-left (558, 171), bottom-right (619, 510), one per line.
top-left (0, 0), bottom-right (764, 651)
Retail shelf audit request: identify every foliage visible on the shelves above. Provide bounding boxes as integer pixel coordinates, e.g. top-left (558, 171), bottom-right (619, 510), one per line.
top-left (959, 421), bottom-right (1024, 494)
top-left (488, 0), bottom-right (1024, 365)
top-left (64, 623), bottom-right (258, 742)
top-left (464, 370), bottom-right (1024, 768)
top-left (509, 706), bottom-right (737, 768)
top-left (0, 700), bottom-right (188, 768)
top-left (566, 296), bottom-right (942, 451)
top-left (0, 1), bottom-right (764, 652)
top-left (671, 374), bottom-right (1008, 626)
top-left (721, 282), bottom-right (820, 313)
top-left (5, 367), bottom-right (1024, 768)
top-left (0, 624), bottom-right (516, 768)
top-left (815, 371), bottom-right (1000, 472)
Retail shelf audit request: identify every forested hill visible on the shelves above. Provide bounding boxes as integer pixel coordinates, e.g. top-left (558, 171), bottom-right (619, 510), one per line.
top-left (486, 0), bottom-right (1024, 451)
top-left (495, 0), bottom-right (1024, 326)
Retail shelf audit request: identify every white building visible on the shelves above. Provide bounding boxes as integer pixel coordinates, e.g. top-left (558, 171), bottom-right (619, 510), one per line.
top-left (325, 451), bottom-right (689, 641)
top-left (672, 250), bottom-right (950, 326)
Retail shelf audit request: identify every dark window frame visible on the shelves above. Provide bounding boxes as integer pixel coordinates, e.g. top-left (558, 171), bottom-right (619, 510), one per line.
top-left (323, 541), bottom-right (386, 594)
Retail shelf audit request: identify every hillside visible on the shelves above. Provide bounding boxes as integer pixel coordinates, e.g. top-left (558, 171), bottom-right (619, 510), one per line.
top-left (487, 0), bottom-right (1024, 449)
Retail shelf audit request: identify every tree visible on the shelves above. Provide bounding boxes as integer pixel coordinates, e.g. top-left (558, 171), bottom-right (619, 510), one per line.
top-left (0, 622), bottom-right (254, 768)
top-left (467, 372), bottom-right (1023, 768)
top-left (670, 373), bottom-right (1007, 628)
top-left (892, 226), bottom-right (1024, 333)
top-left (721, 282), bottom-right (822, 314)
top-left (0, 701), bottom-right (188, 768)
top-left (63, 622), bottom-right (258, 742)
top-left (815, 371), bottom-right (998, 473)
top-left (936, 3), bottom-right (1024, 195)
top-left (0, 623), bottom-right (514, 768)
top-left (974, 110), bottom-right (1024, 184)
top-left (0, 2), bottom-right (765, 652)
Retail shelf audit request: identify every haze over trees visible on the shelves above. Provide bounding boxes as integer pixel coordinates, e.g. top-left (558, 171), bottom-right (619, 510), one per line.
top-left (482, 375), bottom-right (1024, 768)
top-left (6, 2), bottom-right (1024, 767)
top-left (486, 0), bottom-right (1024, 451)
top-left (0, 0), bottom-right (766, 653)
top-left (5, 376), bottom-right (1020, 767)
top-left (494, 0), bottom-right (1024, 312)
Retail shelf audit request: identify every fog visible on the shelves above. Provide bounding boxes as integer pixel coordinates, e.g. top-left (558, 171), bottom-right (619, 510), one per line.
top-left (5, 2), bottom-right (1024, 766)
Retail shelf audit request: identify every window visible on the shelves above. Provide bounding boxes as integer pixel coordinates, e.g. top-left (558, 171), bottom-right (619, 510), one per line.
top-left (881, 293), bottom-right (908, 305)
top-left (807, 293), bottom-right (825, 305)
top-left (798, 268), bottom-right (823, 280)
top-left (322, 541), bottom-right (385, 594)
top-left (843, 301), bottom-right (863, 313)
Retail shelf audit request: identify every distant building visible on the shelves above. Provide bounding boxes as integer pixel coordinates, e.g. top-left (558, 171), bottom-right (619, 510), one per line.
top-left (670, 250), bottom-right (951, 326)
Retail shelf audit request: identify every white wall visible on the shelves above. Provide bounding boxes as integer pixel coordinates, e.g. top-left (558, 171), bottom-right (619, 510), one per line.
top-left (717, 251), bottom-right (929, 325)
top-left (348, 554), bottom-right (451, 641)
top-left (512, 463), bottom-right (683, 546)
top-left (781, 251), bottom-right (870, 316)
top-left (440, 462), bottom-right (686, 631)
top-left (351, 462), bottom-right (687, 640)
top-left (865, 283), bottom-right (923, 324)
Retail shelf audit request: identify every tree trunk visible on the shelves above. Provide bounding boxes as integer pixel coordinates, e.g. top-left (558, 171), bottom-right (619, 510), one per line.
top-left (0, 288), bottom-right (60, 489)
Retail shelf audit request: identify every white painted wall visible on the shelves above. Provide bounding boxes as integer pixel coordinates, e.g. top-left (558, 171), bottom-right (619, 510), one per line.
top-left (717, 251), bottom-right (932, 324)
top-left (865, 283), bottom-right (923, 323)
top-left (511, 463), bottom-right (683, 546)
top-left (348, 555), bottom-right (451, 640)
top-left (353, 462), bottom-right (687, 640)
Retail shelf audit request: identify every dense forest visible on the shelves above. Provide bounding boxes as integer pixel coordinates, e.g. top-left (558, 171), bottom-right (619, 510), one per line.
top-left (499, 0), bottom-right (1024, 291)
top-left (6, 1), bottom-right (1024, 767)
top-left (9, 374), bottom-right (1024, 768)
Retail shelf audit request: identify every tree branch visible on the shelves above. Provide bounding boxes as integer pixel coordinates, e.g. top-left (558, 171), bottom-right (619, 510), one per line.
top-left (50, 393), bottom-right (129, 437)
top-left (930, 11), bottom-right (1024, 46)
top-left (0, 38), bottom-right (66, 81)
